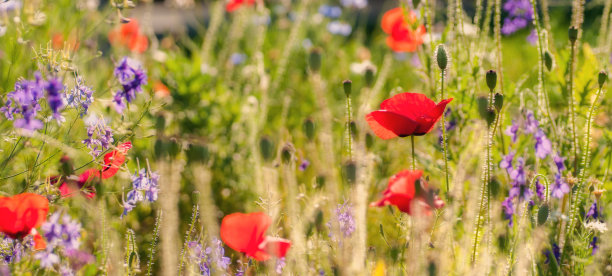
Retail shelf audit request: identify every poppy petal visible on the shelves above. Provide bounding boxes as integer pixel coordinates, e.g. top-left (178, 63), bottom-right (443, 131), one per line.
top-left (261, 236), bottom-right (291, 259)
top-left (220, 212), bottom-right (271, 260)
top-left (366, 110), bottom-right (419, 139)
top-left (380, 92), bottom-right (437, 120)
top-left (0, 193), bottom-right (49, 239)
top-left (381, 8), bottom-right (403, 34)
top-left (32, 230), bottom-right (46, 250)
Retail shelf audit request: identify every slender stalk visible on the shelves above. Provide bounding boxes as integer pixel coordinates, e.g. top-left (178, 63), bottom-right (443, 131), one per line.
top-left (440, 72), bottom-right (450, 194)
top-left (568, 42), bottom-right (578, 174)
top-left (411, 135), bottom-right (416, 170)
top-left (494, 0), bottom-right (504, 95)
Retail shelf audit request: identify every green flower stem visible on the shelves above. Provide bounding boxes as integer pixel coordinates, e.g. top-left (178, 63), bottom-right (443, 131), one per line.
top-left (411, 135), bottom-right (416, 171)
top-left (568, 41), bottom-right (578, 174)
top-left (440, 72), bottom-right (450, 195)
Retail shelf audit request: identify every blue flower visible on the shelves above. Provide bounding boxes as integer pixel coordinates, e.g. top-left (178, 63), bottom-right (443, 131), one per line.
top-left (318, 5), bottom-right (342, 18)
top-left (550, 173), bottom-right (569, 199)
top-left (501, 0), bottom-right (533, 35)
top-left (340, 0), bottom-right (367, 9)
top-left (504, 120), bottom-right (519, 143)
top-left (66, 77), bottom-right (94, 118)
top-left (534, 129), bottom-right (552, 159)
top-left (113, 57), bottom-right (147, 114)
top-left (82, 118), bottom-right (114, 158)
top-left (502, 197), bottom-right (515, 226)
top-left (327, 21), bottom-right (352, 36)
top-left (586, 202), bottom-right (598, 220)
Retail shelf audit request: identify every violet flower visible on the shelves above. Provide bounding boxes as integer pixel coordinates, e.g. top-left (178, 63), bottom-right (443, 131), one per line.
top-left (113, 57), bottom-right (147, 114)
top-left (550, 173), bottom-right (569, 199)
top-left (534, 129), bottom-right (552, 159)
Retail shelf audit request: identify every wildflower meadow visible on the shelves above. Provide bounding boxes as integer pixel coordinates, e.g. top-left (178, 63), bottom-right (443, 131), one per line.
top-left (0, 0), bottom-right (611, 275)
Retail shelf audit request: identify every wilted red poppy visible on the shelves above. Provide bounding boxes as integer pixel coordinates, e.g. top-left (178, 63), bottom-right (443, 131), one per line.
top-left (365, 92), bottom-right (452, 139)
top-left (58, 169), bottom-right (100, 199)
top-left (220, 212), bottom-right (291, 261)
top-left (101, 141), bottom-right (132, 179)
top-left (226, 0), bottom-right (255, 12)
top-left (108, 19), bottom-right (148, 53)
top-left (0, 193), bottom-right (49, 239)
top-left (370, 170), bottom-right (444, 215)
top-left (381, 7), bottom-right (426, 52)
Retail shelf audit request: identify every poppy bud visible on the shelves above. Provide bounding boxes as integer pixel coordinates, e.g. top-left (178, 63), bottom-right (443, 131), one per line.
top-left (167, 139), bottom-right (181, 158)
top-left (303, 118), bottom-right (316, 141)
top-left (435, 44), bottom-right (448, 70)
top-left (316, 175), bottom-right (326, 189)
top-left (343, 160), bottom-right (357, 184)
top-left (154, 139), bottom-right (167, 158)
top-left (365, 133), bottom-right (374, 150)
top-left (281, 143), bottom-right (294, 164)
top-left (309, 48), bottom-right (322, 72)
top-left (60, 155), bottom-right (74, 176)
top-left (544, 51), bottom-right (554, 71)
top-left (598, 71), bottom-right (607, 89)
top-left (537, 204), bottom-right (549, 226)
top-left (568, 26), bottom-right (578, 44)
top-left (343, 80), bottom-right (352, 97)
top-left (120, 17), bottom-right (131, 24)
top-left (413, 0), bottom-right (421, 8)
top-left (486, 70), bottom-right (497, 91)
top-left (349, 121), bottom-right (358, 139)
top-left (365, 67), bottom-right (375, 87)
top-left (494, 93), bottom-right (503, 112)
top-left (259, 136), bottom-right (275, 162)
top-left (186, 144), bottom-right (210, 164)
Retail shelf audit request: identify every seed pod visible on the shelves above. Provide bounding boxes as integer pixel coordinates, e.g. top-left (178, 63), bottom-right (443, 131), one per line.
top-left (486, 70), bottom-right (497, 91)
top-left (568, 26), bottom-right (578, 44)
top-left (435, 44), bottom-right (448, 70)
top-left (544, 51), bottom-right (554, 71)
top-left (598, 71), bottom-right (607, 89)
top-left (365, 133), bottom-right (374, 150)
top-left (315, 175), bottom-right (326, 189)
top-left (186, 144), bottom-right (210, 164)
top-left (309, 48), bottom-right (322, 72)
top-left (259, 136), bottom-right (275, 162)
top-left (154, 139), bottom-right (167, 158)
top-left (477, 96), bottom-right (489, 119)
top-left (537, 204), bottom-right (549, 226)
top-left (364, 67), bottom-right (375, 87)
top-left (494, 93), bottom-right (503, 112)
top-left (343, 80), bottom-right (352, 97)
top-left (155, 115), bottom-right (165, 134)
top-left (343, 160), bottom-right (357, 184)
top-left (167, 139), bottom-right (181, 158)
top-left (485, 108), bottom-right (496, 126)
top-left (303, 118), bottom-right (316, 141)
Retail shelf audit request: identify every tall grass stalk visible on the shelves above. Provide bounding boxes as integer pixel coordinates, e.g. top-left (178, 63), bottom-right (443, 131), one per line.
top-left (159, 158), bottom-right (181, 276)
top-left (146, 211), bottom-right (162, 276)
top-left (282, 156), bottom-right (307, 275)
top-left (494, 0), bottom-right (504, 95)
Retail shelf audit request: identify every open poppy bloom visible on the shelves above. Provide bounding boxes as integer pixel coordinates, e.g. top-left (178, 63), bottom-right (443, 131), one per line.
top-left (226, 0), bottom-right (255, 12)
top-left (108, 19), bottom-right (148, 53)
top-left (370, 170), bottom-right (444, 215)
top-left (0, 193), bottom-right (49, 240)
top-left (220, 212), bottom-right (291, 261)
top-left (381, 7), bottom-right (426, 52)
top-left (365, 92), bottom-right (452, 139)
top-left (59, 142), bottom-right (132, 198)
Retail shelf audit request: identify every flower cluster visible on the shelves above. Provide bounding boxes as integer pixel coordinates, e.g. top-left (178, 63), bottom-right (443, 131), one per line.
top-left (381, 7), bottom-right (426, 52)
top-left (122, 169), bottom-right (159, 216)
top-left (82, 118), bottom-right (114, 158)
top-left (327, 21), bottom-right (352, 36)
top-left (36, 212), bottom-right (93, 273)
top-left (327, 202), bottom-right (356, 241)
top-left (0, 236), bottom-right (31, 264)
top-left (66, 77), bottom-right (94, 118)
top-left (187, 238), bottom-right (231, 275)
top-left (501, 0), bottom-right (533, 35)
top-left (113, 57), bottom-right (148, 114)
top-left (1, 72), bottom-right (65, 131)
top-left (318, 5), bottom-right (342, 19)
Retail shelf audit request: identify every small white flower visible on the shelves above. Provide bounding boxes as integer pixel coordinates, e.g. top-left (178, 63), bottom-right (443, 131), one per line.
top-left (584, 221), bottom-right (608, 233)
top-left (350, 60), bottom-right (377, 75)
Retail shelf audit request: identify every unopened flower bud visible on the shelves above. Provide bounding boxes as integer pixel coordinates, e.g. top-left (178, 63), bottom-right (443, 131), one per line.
top-left (186, 144), bottom-right (210, 164)
top-left (544, 51), bottom-right (554, 71)
top-left (477, 96), bottom-right (489, 119)
top-left (486, 70), bottom-right (497, 91)
top-left (349, 121), bottom-right (358, 138)
top-left (281, 143), bottom-right (294, 164)
top-left (568, 26), bottom-right (578, 44)
top-left (365, 132), bottom-right (374, 150)
top-left (309, 48), bottom-right (322, 72)
top-left (485, 108), bottom-right (496, 126)
top-left (167, 139), bottom-right (181, 158)
top-left (303, 118), bottom-right (316, 141)
top-left (598, 71), bottom-right (607, 89)
top-left (364, 67), bottom-right (375, 87)
top-left (343, 160), bottom-right (357, 184)
top-left (435, 44), bottom-right (448, 70)
top-left (494, 93), bottom-right (503, 112)
top-left (343, 80), bottom-right (352, 97)
top-left (259, 136), bottom-right (275, 162)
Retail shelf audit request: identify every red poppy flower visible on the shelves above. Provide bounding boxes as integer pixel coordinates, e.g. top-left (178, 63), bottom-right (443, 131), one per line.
top-left (220, 212), bottom-right (291, 261)
top-left (365, 92), bottom-right (452, 139)
top-left (0, 193), bottom-right (49, 239)
top-left (226, 0), bottom-right (255, 12)
top-left (32, 230), bottom-right (46, 250)
top-left (370, 170), bottom-right (444, 215)
top-left (58, 142), bottom-right (131, 198)
top-left (108, 19), bottom-right (148, 53)
top-left (381, 7), bottom-right (426, 52)
top-left (153, 81), bottom-right (170, 98)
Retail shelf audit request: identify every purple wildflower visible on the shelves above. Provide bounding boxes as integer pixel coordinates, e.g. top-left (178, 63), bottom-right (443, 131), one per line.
top-left (188, 238), bottom-right (231, 275)
top-left (499, 150), bottom-right (515, 172)
top-left (82, 118), bottom-right (114, 158)
top-left (122, 169), bottom-right (159, 217)
top-left (527, 29), bottom-right (538, 45)
top-left (534, 129), bottom-right (552, 159)
top-left (45, 78), bottom-right (65, 122)
top-left (64, 249), bottom-right (94, 271)
top-left (535, 179), bottom-right (545, 200)
top-left (327, 21), bottom-right (352, 36)
top-left (66, 77), bottom-right (94, 117)
top-left (590, 236), bottom-right (598, 255)
top-left (318, 5), bottom-right (342, 18)
top-left (509, 157), bottom-right (526, 186)
top-left (334, 202), bottom-right (355, 238)
top-left (299, 159), bottom-right (310, 171)
top-left (41, 212), bottom-right (82, 251)
top-left (550, 173), bottom-right (569, 199)
top-left (34, 250), bottom-right (60, 268)
top-left (502, 197), bottom-right (515, 226)
top-left (1, 236), bottom-right (31, 264)
top-left (230, 53), bottom-right (247, 66)
top-left (275, 257), bottom-right (286, 274)
top-left (524, 111), bottom-right (539, 134)
top-left (340, 0), bottom-right (367, 9)
top-left (501, 0), bottom-right (533, 35)
top-left (1, 72), bottom-right (46, 131)
top-left (586, 202), bottom-right (598, 220)
top-left (553, 154), bottom-right (565, 172)
top-left (504, 120), bottom-right (519, 143)
top-left (544, 243), bottom-right (560, 264)
top-left (509, 183), bottom-right (533, 202)
top-left (113, 57), bottom-right (147, 114)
